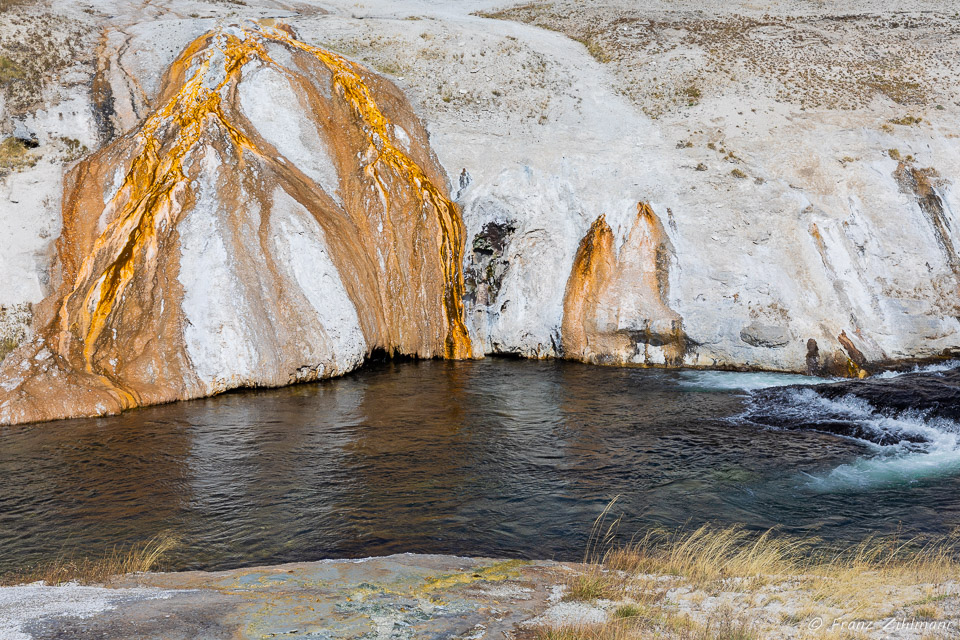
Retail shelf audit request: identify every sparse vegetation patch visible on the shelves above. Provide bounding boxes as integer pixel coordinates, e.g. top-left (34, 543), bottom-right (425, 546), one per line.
top-left (0, 136), bottom-right (38, 174)
top-left (0, 533), bottom-right (178, 586)
top-left (0, 7), bottom-right (91, 113)
top-left (476, 2), bottom-right (953, 117)
top-left (531, 509), bottom-right (960, 640)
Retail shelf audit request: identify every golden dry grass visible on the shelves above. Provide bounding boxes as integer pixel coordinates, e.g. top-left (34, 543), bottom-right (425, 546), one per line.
top-left (598, 521), bottom-right (960, 590)
top-left (0, 533), bottom-right (178, 586)
top-left (528, 604), bottom-right (759, 640)
top-left (606, 525), bottom-right (804, 587)
top-left (564, 567), bottom-right (623, 602)
top-left (545, 499), bottom-right (960, 638)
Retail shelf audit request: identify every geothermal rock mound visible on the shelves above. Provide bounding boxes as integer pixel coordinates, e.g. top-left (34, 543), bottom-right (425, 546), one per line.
top-left (0, 21), bottom-right (471, 425)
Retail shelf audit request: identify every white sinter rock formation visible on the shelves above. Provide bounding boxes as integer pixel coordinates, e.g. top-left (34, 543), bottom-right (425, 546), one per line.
top-left (1, 0), bottom-right (959, 424)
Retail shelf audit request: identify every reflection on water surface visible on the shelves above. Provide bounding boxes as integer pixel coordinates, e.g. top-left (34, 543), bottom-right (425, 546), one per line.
top-left (2, 359), bottom-right (959, 573)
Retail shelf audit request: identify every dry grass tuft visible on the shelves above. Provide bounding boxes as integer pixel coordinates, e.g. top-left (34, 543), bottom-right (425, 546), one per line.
top-left (0, 54), bottom-right (23, 82)
top-left (554, 498), bottom-right (960, 636)
top-left (0, 533), bottom-right (178, 586)
top-left (0, 0), bottom-right (34, 10)
top-left (538, 514), bottom-right (959, 639)
top-left (54, 136), bottom-right (89, 162)
top-left (913, 604), bottom-right (941, 620)
top-left (889, 115), bottom-right (923, 126)
top-left (613, 603), bottom-right (645, 619)
top-left (604, 524), bottom-right (812, 587)
top-left (573, 35), bottom-right (611, 64)
top-left (564, 568), bottom-right (622, 602)
top-left (529, 605), bottom-right (759, 640)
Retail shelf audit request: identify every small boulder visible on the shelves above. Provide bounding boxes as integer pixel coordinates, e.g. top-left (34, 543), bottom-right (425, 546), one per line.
top-left (739, 322), bottom-right (790, 348)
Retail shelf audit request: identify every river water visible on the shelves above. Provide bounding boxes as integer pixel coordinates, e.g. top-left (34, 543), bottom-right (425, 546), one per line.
top-left (1, 358), bottom-right (959, 574)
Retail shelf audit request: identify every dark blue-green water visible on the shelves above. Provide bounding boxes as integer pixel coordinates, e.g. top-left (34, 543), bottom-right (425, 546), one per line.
top-left (1, 358), bottom-right (959, 574)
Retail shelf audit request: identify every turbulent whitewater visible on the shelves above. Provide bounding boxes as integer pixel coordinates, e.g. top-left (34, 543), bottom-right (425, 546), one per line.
top-left (745, 364), bottom-right (960, 490)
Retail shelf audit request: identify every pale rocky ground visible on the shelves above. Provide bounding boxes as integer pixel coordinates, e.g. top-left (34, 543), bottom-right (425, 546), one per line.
top-left (2, 0), bottom-right (960, 381)
top-left (1, 554), bottom-right (958, 639)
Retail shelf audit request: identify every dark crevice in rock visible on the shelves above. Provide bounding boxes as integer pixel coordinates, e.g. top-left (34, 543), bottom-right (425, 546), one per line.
top-left (464, 220), bottom-right (516, 308)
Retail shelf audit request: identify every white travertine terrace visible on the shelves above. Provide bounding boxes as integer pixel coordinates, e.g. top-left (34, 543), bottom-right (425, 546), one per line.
top-left (1, 0), bottom-right (959, 423)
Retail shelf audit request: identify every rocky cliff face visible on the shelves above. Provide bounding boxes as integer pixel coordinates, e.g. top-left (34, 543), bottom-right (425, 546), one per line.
top-left (2, 0), bottom-right (960, 424)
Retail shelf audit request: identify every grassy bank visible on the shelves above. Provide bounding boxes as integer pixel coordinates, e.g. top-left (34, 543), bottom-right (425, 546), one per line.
top-left (528, 503), bottom-right (959, 639)
top-left (1, 518), bottom-right (957, 639)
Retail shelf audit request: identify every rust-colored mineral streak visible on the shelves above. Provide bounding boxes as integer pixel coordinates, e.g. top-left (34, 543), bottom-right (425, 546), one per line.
top-left (562, 202), bottom-right (686, 365)
top-left (0, 22), bottom-right (471, 426)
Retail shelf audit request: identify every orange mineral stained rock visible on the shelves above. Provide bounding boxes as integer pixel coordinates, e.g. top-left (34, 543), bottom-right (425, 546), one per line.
top-left (0, 22), bottom-right (471, 426)
top-left (561, 202), bottom-right (687, 366)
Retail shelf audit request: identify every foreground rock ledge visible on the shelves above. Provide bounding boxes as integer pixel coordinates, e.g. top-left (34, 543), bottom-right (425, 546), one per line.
top-left (2, 553), bottom-right (959, 640)
top-left (2, 555), bottom-right (569, 640)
